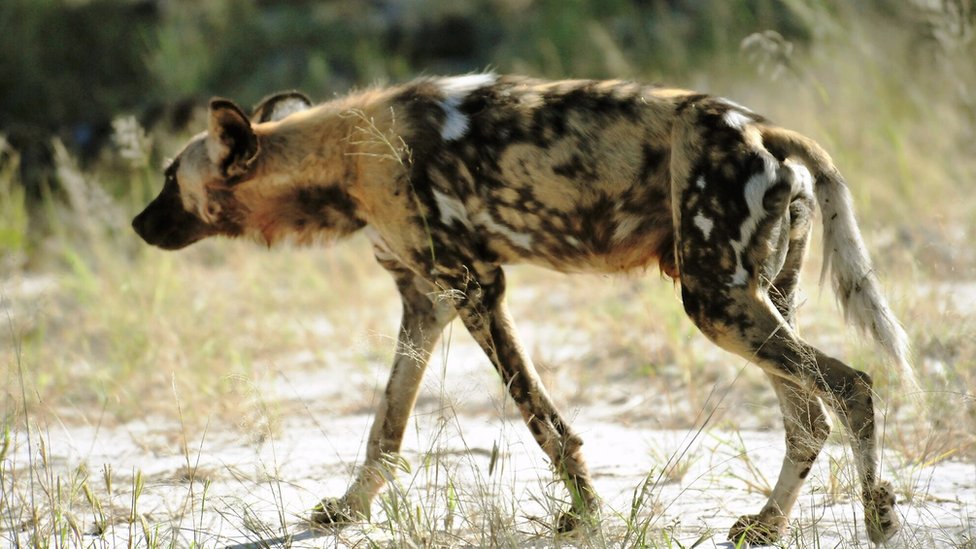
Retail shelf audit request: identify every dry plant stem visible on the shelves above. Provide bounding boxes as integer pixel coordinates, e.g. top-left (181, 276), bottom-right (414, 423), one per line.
top-left (5, 295), bottom-right (41, 545)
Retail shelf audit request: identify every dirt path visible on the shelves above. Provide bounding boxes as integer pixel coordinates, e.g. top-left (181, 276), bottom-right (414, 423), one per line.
top-left (5, 337), bottom-right (975, 548)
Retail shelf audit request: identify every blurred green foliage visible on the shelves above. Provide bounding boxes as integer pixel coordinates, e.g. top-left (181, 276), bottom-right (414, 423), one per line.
top-left (4, 0), bottom-right (972, 134)
top-left (0, 0), bottom-right (155, 132)
top-left (0, 138), bottom-right (28, 266)
top-left (1, 0), bottom-right (823, 137)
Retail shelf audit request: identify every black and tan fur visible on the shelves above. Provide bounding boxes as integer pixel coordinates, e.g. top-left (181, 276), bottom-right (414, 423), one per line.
top-left (133, 74), bottom-right (912, 544)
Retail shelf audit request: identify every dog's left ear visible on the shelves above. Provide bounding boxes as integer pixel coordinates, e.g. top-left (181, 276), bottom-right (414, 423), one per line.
top-left (252, 91), bottom-right (312, 123)
top-left (207, 98), bottom-right (259, 180)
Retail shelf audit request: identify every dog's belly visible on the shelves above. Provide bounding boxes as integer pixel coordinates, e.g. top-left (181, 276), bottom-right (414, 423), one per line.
top-left (534, 228), bottom-right (673, 274)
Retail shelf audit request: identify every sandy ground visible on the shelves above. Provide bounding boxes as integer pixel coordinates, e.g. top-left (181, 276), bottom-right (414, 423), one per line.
top-left (4, 330), bottom-right (975, 549)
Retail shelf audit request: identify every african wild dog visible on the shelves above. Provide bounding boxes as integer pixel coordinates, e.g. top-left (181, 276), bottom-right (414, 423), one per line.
top-left (132, 74), bottom-right (912, 544)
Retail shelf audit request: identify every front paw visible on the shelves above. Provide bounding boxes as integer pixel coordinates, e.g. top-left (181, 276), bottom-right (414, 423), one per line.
top-left (728, 512), bottom-right (787, 545)
top-left (310, 497), bottom-right (357, 526)
top-left (864, 481), bottom-right (899, 544)
top-left (553, 502), bottom-right (604, 536)
top-left (555, 510), bottom-right (582, 534)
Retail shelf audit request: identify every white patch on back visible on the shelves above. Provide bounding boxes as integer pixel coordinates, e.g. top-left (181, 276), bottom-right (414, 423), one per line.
top-left (717, 97), bottom-right (754, 113)
top-left (728, 154), bottom-right (778, 287)
top-left (438, 73), bottom-right (498, 97)
top-left (439, 97), bottom-right (469, 141)
top-left (717, 97), bottom-right (755, 131)
top-left (723, 109), bottom-right (753, 130)
top-left (432, 189), bottom-right (471, 228)
top-left (696, 176), bottom-right (707, 189)
top-left (693, 212), bottom-right (714, 240)
top-left (436, 73), bottom-right (498, 141)
top-left (472, 210), bottom-right (533, 250)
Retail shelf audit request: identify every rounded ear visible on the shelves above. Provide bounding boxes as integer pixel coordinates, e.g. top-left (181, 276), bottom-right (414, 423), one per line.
top-left (207, 98), bottom-right (259, 180)
top-left (252, 91), bottom-right (312, 123)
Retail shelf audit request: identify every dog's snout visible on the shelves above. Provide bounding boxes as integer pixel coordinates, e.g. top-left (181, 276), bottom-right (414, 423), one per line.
top-left (131, 196), bottom-right (212, 250)
top-left (132, 209), bottom-right (151, 241)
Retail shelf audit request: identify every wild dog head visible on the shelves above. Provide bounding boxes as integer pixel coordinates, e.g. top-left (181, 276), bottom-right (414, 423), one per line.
top-left (132, 92), bottom-right (320, 250)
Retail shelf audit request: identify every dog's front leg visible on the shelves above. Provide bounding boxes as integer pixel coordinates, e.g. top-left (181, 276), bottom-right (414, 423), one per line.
top-left (436, 264), bottom-right (599, 532)
top-left (311, 261), bottom-right (456, 524)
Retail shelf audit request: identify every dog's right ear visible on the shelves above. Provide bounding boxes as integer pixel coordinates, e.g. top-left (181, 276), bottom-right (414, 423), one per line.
top-left (207, 98), bottom-right (259, 180)
top-left (252, 91), bottom-right (312, 123)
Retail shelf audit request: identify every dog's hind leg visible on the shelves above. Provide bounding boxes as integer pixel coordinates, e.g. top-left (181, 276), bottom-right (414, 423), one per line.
top-left (729, 185), bottom-right (831, 543)
top-left (312, 259), bottom-right (457, 524)
top-left (729, 374), bottom-right (831, 543)
top-left (685, 291), bottom-right (895, 545)
top-left (677, 212), bottom-right (896, 545)
top-left (435, 263), bottom-right (599, 532)
top-left (672, 128), bottom-right (896, 543)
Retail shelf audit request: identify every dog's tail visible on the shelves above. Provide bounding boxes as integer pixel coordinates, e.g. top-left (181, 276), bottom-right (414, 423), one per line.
top-left (760, 126), bottom-right (915, 384)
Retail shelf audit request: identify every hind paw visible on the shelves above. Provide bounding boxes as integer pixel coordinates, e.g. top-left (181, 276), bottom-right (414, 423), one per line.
top-left (864, 481), bottom-right (900, 544)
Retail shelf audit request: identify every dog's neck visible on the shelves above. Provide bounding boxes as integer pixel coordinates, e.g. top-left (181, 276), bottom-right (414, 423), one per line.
top-left (254, 88), bottom-right (407, 186)
top-left (234, 89), bottom-right (408, 247)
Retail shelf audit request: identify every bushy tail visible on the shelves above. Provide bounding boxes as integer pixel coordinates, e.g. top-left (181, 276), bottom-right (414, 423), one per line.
top-left (761, 126), bottom-right (915, 384)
